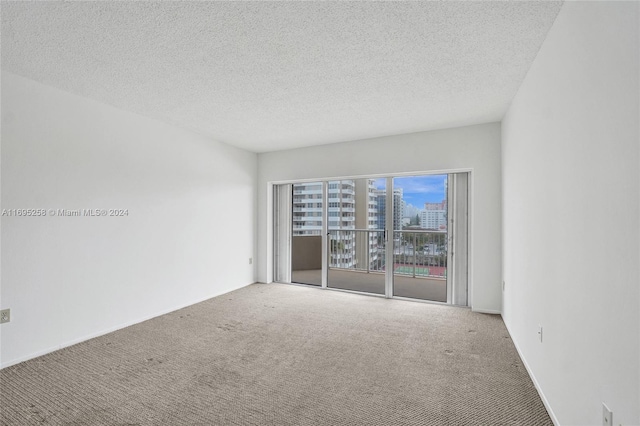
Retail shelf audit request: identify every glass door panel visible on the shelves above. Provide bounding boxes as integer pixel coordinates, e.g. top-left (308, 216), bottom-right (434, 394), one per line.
top-left (291, 182), bottom-right (323, 286)
top-left (327, 179), bottom-right (386, 294)
top-left (392, 175), bottom-right (449, 302)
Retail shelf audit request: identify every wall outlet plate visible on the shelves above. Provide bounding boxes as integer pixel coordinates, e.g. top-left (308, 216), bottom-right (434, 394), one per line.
top-left (537, 325), bottom-right (543, 343)
top-left (0, 309), bottom-right (10, 324)
top-left (602, 403), bottom-right (612, 426)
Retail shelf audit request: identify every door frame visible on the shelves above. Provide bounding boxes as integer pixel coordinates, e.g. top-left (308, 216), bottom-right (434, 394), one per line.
top-left (269, 168), bottom-right (473, 307)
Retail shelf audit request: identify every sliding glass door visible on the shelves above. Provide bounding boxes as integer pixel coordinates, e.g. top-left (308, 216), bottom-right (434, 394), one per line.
top-left (290, 182), bottom-right (324, 286)
top-left (327, 179), bottom-right (386, 295)
top-left (392, 175), bottom-right (449, 302)
top-left (273, 172), bottom-right (468, 306)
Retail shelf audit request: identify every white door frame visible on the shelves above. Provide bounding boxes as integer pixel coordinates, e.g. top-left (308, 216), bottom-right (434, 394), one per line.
top-left (270, 169), bottom-right (472, 307)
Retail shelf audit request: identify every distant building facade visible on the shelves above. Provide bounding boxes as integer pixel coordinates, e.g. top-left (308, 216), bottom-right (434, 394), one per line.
top-left (293, 180), bottom-right (379, 269)
top-left (374, 187), bottom-right (404, 231)
top-left (420, 200), bottom-right (447, 230)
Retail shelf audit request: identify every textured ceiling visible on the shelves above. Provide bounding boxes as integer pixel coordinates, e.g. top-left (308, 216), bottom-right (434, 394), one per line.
top-left (2, 1), bottom-right (562, 153)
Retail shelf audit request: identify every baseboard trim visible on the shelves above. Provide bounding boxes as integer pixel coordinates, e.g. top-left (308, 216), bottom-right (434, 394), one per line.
top-left (471, 308), bottom-right (501, 314)
top-left (502, 318), bottom-right (560, 426)
top-left (1, 281), bottom-right (255, 369)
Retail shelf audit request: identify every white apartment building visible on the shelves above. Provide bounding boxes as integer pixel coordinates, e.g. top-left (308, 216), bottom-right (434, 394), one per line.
top-left (420, 200), bottom-right (447, 230)
top-left (292, 182), bottom-right (324, 236)
top-left (293, 180), bottom-right (379, 269)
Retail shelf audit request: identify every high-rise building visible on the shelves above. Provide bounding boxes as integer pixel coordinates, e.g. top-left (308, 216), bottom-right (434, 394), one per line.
top-left (424, 200), bottom-right (447, 211)
top-left (375, 190), bottom-right (386, 230)
top-left (327, 180), bottom-right (356, 268)
top-left (293, 180), bottom-right (379, 269)
top-left (355, 179), bottom-right (381, 271)
top-left (395, 189), bottom-right (404, 231)
top-left (374, 187), bottom-right (404, 231)
top-left (420, 200), bottom-right (447, 230)
top-left (292, 182), bottom-right (324, 236)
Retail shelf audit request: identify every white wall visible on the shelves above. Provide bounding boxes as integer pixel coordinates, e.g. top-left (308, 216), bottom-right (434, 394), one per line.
top-left (0, 72), bottom-right (257, 367)
top-left (257, 123), bottom-right (502, 313)
top-left (502, 2), bottom-right (639, 425)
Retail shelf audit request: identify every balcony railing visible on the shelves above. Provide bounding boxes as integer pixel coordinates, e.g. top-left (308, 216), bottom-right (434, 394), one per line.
top-left (328, 229), bottom-right (386, 273)
top-left (327, 229), bottom-right (447, 279)
top-left (393, 230), bottom-right (447, 278)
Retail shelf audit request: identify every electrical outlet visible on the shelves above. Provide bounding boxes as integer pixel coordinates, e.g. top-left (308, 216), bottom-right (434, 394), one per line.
top-left (249, 257), bottom-right (253, 265)
top-left (0, 309), bottom-right (10, 324)
top-left (537, 325), bottom-right (543, 343)
top-left (602, 403), bottom-right (612, 426)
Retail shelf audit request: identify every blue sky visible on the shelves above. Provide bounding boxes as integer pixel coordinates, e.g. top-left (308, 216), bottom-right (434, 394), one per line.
top-left (375, 175), bottom-right (447, 208)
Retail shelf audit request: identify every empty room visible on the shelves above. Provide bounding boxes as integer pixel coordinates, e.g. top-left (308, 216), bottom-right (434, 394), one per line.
top-left (1, 1), bottom-right (638, 425)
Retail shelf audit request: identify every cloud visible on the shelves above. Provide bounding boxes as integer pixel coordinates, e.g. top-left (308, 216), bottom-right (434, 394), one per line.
top-left (394, 175), bottom-right (446, 194)
top-left (374, 175), bottom-right (447, 193)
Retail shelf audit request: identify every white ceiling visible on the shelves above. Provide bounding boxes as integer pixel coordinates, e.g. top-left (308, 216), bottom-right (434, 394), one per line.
top-left (2, 1), bottom-right (562, 153)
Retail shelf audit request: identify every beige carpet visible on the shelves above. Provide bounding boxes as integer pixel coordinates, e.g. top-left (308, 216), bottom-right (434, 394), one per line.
top-left (1, 283), bottom-right (551, 425)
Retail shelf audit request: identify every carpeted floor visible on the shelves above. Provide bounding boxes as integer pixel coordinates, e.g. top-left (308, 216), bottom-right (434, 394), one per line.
top-left (0, 283), bottom-right (552, 425)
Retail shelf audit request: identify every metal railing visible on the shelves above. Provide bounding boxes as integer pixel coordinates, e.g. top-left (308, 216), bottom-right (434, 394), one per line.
top-left (327, 229), bottom-right (447, 279)
top-left (328, 229), bottom-right (386, 273)
top-left (393, 230), bottom-right (447, 279)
